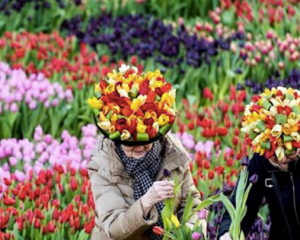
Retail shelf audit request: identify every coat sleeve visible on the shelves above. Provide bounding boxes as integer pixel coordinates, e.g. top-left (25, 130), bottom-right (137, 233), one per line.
top-left (87, 154), bottom-right (159, 240)
top-left (217, 154), bottom-right (265, 239)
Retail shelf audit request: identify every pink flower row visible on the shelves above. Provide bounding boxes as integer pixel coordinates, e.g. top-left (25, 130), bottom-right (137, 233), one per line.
top-left (0, 62), bottom-right (73, 113)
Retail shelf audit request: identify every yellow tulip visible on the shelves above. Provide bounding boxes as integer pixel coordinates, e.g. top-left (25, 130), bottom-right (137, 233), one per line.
top-left (94, 83), bottom-right (101, 93)
top-left (152, 80), bottom-right (164, 89)
top-left (129, 75), bottom-right (144, 84)
top-left (152, 122), bottom-right (159, 132)
top-left (107, 72), bottom-right (121, 84)
top-left (109, 125), bottom-right (116, 133)
top-left (171, 215), bottom-right (180, 228)
top-left (261, 129), bottom-right (271, 142)
top-left (275, 146), bottom-right (285, 161)
top-left (159, 93), bottom-right (173, 109)
top-left (145, 70), bottom-right (161, 81)
top-left (131, 99), bottom-right (142, 111)
top-left (241, 121), bottom-right (257, 134)
top-left (138, 95), bottom-right (147, 105)
top-left (145, 111), bottom-right (158, 121)
top-left (137, 123), bottom-right (147, 133)
top-left (269, 106), bottom-right (278, 115)
top-left (104, 84), bottom-right (115, 95)
top-left (117, 85), bottom-right (129, 98)
top-left (291, 132), bottom-right (300, 142)
top-left (254, 144), bottom-right (265, 156)
top-left (122, 83), bottom-right (130, 92)
top-left (252, 133), bottom-right (263, 146)
top-left (167, 108), bottom-right (176, 116)
top-left (127, 115), bottom-right (137, 125)
top-left (284, 141), bottom-right (293, 150)
top-left (286, 87), bottom-right (295, 95)
top-left (270, 96), bottom-right (284, 107)
top-left (262, 87), bottom-right (277, 97)
top-left (88, 97), bottom-right (103, 109)
top-left (111, 105), bottom-right (121, 114)
top-left (158, 114), bottom-right (170, 126)
top-left (271, 124), bottom-right (283, 138)
top-left (169, 89), bottom-right (176, 100)
top-left (282, 123), bottom-right (298, 135)
top-left (277, 137), bottom-right (283, 147)
top-left (121, 130), bottom-right (131, 140)
top-left (98, 120), bottom-right (111, 131)
top-left (99, 112), bottom-right (107, 121)
top-left (111, 113), bottom-right (118, 125)
top-left (102, 106), bottom-right (110, 115)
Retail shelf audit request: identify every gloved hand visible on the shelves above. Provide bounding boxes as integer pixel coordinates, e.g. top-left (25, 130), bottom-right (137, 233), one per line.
top-left (220, 232), bottom-right (232, 240)
top-left (141, 180), bottom-right (174, 209)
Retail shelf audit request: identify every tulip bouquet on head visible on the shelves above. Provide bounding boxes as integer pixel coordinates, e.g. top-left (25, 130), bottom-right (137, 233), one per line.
top-left (88, 64), bottom-right (177, 145)
top-left (241, 86), bottom-right (300, 162)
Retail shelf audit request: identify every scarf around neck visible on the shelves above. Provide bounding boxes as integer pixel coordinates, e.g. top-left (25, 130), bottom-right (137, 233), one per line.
top-left (115, 141), bottom-right (164, 240)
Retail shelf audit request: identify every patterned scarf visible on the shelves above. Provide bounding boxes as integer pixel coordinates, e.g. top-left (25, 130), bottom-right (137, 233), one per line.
top-left (115, 141), bottom-right (164, 240)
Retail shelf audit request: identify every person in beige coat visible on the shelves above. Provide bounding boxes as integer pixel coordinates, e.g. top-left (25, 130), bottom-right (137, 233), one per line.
top-left (87, 64), bottom-right (206, 240)
top-left (87, 133), bottom-right (206, 240)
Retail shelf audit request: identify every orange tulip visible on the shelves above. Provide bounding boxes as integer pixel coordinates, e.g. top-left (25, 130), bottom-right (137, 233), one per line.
top-left (153, 226), bottom-right (164, 236)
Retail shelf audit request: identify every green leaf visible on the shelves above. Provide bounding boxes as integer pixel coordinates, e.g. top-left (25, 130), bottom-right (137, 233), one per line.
top-left (220, 193), bottom-right (236, 222)
top-left (181, 192), bottom-right (194, 224)
top-left (188, 193), bottom-right (221, 220)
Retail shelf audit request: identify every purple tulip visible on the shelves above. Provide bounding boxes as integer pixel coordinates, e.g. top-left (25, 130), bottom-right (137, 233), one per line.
top-left (191, 232), bottom-right (201, 240)
top-left (163, 168), bottom-right (171, 178)
top-left (241, 155), bottom-right (249, 166)
top-left (198, 209), bottom-right (208, 220)
top-left (249, 174), bottom-right (258, 184)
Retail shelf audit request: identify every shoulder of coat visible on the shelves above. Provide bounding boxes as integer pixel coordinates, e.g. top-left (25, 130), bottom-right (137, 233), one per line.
top-left (89, 135), bottom-right (114, 179)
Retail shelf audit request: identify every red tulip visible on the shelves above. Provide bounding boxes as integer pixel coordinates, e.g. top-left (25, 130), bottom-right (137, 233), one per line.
top-left (70, 177), bottom-right (78, 191)
top-left (217, 127), bottom-right (228, 137)
top-left (3, 195), bottom-right (15, 206)
top-left (232, 136), bottom-right (239, 146)
top-left (188, 122), bottom-right (195, 130)
top-left (226, 159), bottom-right (234, 167)
top-left (34, 219), bottom-right (41, 229)
top-left (208, 171), bottom-right (215, 180)
top-left (193, 177), bottom-right (198, 187)
top-left (203, 87), bottom-right (213, 100)
top-left (153, 226), bottom-right (164, 236)
top-left (3, 178), bottom-right (12, 186)
top-left (52, 209), bottom-right (60, 221)
top-left (0, 215), bottom-right (9, 230)
top-left (203, 160), bottom-right (211, 169)
top-left (47, 221), bottom-right (55, 233)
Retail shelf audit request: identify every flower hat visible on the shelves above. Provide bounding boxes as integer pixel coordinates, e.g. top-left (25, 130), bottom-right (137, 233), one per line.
top-left (242, 86), bottom-right (300, 161)
top-left (88, 64), bottom-right (177, 146)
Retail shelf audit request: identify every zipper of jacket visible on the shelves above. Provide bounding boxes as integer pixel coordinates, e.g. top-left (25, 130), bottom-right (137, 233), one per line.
top-left (290, 172), bottom-right (300, 227)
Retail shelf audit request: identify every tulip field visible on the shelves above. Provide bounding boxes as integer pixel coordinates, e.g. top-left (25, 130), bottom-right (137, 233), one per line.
top-left (1, 0), bottom-right (299, 239)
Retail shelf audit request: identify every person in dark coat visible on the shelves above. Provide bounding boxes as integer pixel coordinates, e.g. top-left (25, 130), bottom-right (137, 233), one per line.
top-left (218, 150), bottom-right (300, 240)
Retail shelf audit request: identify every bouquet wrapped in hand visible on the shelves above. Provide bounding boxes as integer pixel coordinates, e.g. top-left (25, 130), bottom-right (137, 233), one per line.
top-left (242, 86), bottom-right (300, 161)
top-left (88, 64), bottom-right (177, 145)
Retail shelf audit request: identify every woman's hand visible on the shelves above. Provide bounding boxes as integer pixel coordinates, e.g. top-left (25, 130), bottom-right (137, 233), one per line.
top-left (220, 232), bottom-right (232, 240)
top-left (269, 148), bottom-right (300, 171)
top-left (141, 180), bottom-right (174, 208)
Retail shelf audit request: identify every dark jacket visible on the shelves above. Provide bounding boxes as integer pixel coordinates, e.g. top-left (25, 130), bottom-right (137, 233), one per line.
top-left (218, 153), bottom-right (300, 240)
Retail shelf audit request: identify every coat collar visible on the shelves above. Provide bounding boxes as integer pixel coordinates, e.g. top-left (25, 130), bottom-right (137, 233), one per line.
top-left (98, 134), bottom-right (189, 180)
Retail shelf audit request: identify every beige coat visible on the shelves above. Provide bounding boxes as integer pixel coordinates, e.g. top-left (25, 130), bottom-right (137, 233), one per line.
top-left (87, 134), bottom-right (204, 240)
